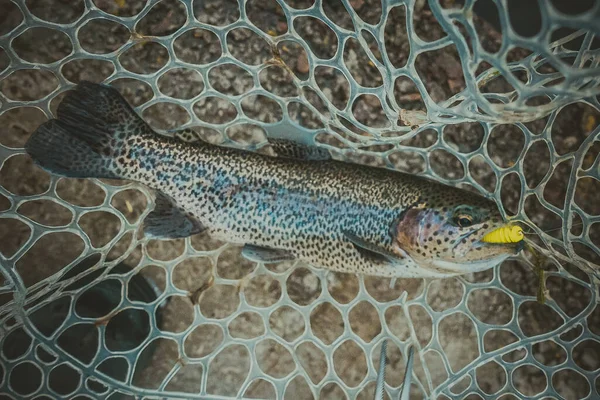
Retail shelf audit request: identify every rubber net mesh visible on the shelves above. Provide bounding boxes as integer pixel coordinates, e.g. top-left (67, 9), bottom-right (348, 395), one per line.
top-left (0, 0), bottom-right (599, 398)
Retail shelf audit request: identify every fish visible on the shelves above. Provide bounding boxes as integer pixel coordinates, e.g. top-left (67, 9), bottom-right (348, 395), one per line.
top-left (24, 82), bottom-right (524, 278)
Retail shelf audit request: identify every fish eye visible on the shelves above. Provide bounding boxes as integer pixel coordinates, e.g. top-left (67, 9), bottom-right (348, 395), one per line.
top-left (451, 206), bottom-right (479, 228)
top-left (454, 214), bottom-right (474, 228)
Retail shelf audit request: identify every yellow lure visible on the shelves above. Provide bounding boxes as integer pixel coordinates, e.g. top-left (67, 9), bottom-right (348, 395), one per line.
top-left (481, 225), bottom-right (524, 244)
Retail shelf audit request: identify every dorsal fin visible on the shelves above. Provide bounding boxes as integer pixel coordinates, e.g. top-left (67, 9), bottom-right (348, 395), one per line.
top-left (143, 192), bottom-right (205, 239)
top-left (172, 128), bottom-right (331, 160)
top-left (268, 138), bottom-right (331, 161)
top-left (173, 128), bottom-right (203, 144)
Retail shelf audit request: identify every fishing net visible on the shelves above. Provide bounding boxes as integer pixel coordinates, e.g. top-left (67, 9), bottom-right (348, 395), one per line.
top-left (0, 0), bottom-right (599, 398)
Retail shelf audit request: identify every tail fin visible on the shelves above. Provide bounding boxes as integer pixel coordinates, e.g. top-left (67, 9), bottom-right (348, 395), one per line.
top-left (25, 81), bottom-right (149, 179)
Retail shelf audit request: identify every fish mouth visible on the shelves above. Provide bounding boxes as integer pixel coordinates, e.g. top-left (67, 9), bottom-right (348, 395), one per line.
top-left (453, 226), bottom-right (524, 256)
top-left (477, 224), bottom-right (525, 255)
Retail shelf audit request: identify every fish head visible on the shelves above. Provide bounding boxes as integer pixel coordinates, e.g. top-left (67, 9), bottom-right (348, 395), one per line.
top-left (392, 192), bottom-right (523, 275)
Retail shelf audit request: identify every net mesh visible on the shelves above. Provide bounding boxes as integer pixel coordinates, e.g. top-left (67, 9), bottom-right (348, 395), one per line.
top-left (0, 0), bottom-right (599, 398)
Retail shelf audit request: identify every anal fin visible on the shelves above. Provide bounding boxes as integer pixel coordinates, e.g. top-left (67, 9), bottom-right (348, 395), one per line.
top-left (242, 244), bottom-right (295, 263)
top-left (143, 192), bottom-right (205, 239)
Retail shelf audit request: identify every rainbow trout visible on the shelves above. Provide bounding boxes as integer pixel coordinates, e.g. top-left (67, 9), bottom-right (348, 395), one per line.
top-left (25, 82), bottom-right (523, 278)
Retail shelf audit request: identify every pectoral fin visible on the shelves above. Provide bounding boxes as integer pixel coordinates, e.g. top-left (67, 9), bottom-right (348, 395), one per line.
top-left (143, 192), bottom-right (205, 239)
top-left (343, 231), bottom-right (404, 266)
top-left (242, 244), bottom-right (295, 263)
